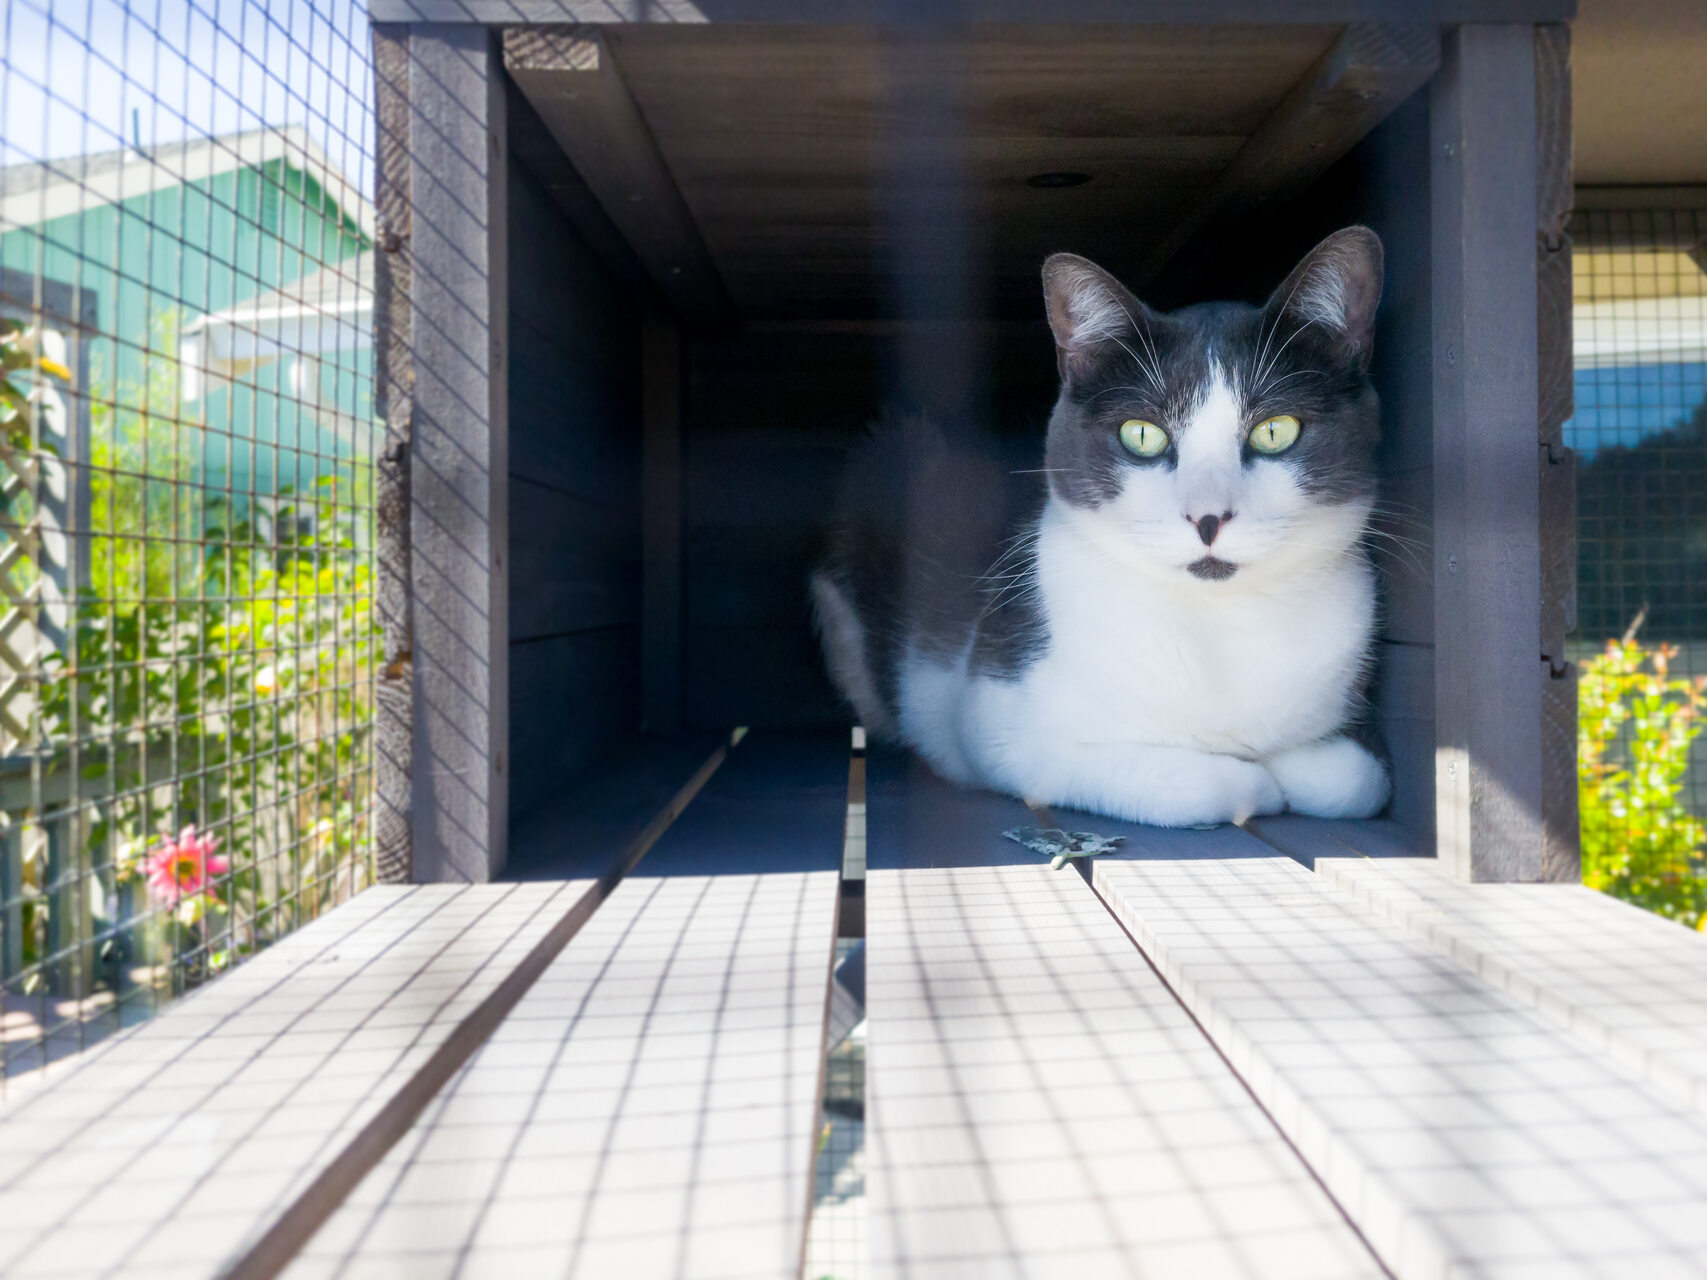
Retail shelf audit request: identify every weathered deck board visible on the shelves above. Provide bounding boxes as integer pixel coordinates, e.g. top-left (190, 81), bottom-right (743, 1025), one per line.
top-left (1246, 814), bottom-right (1430, 866)
top-left (865, 754), bottom-right (1383, 1279)
top-left (1093, 853), bottom-right (1707, 1280)
top-left (1317, 855), bottom-right (1707, 1117)
top-left (0, 882), bottom-right (589, 1279)
top-left (286, 732), bottom-right (847, 1279)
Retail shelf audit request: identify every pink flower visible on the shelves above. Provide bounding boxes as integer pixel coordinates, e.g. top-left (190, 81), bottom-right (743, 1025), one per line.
top-left (142, 824), bottom-right (229, 903)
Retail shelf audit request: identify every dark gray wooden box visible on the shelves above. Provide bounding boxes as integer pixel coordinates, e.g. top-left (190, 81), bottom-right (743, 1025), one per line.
top-left (366, 1), bottom-right (1577, 886)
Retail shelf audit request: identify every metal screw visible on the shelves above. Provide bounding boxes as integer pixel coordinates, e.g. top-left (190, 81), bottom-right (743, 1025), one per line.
top-left (1447, 555), bottom-right (1459, 575)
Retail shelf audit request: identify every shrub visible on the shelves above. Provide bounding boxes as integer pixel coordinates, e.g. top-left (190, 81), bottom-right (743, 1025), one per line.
top-left (1577, 616), bottom-right (1707, 929)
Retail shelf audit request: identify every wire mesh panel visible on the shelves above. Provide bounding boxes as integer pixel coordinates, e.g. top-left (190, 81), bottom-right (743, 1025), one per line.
top-left (0, 0), bottom-right (379, 1088)
top-left (1569, 206), bottom-right (1707, 928)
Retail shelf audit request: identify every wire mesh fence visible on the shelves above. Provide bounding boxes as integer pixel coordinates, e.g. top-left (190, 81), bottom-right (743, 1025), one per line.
top-left (0, 0), bottom-right (379, 1087)
top-left (1569, 205), bottom-right (1707, 928)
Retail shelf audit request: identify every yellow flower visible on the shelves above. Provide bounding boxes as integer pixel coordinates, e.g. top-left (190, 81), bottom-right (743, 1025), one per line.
top-left (254, 665), bottom-right (278, 696)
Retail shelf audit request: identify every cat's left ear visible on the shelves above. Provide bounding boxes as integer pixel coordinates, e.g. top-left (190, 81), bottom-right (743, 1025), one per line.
top-left (1266, 227), bottom-right (1384, 369)
top-left (1042, 253), bottom-right (1149, 380)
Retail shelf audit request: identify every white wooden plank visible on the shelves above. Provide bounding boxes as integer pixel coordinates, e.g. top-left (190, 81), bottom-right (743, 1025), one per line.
top-left (867, 863), bottom-right (1384, 1280)
top-left (286, 870), bottom-right (840, 1280)
top-left (0, 882), bottom-right (589, 1279)
top-left (1317, 856), bottom-right (1707, 1118)
top-left (1094, 855), bottom-right (1707, 1280)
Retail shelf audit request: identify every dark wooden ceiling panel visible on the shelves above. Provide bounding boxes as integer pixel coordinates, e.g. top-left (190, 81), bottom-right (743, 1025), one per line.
top-left (510, 24), bottom-right (1359, 319)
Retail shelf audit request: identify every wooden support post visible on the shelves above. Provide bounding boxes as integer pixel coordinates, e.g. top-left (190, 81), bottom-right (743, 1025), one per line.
top-left (405, 26), bottom-right (510, 883)
top-left (371, 24), bottom-right (414, 885)
top-left (1431, 25), bottom-right (1545, 882)
top-left (641, 315), bottom-right (683, 734)
top-left (1534, 23), bottom-right (1579, 884)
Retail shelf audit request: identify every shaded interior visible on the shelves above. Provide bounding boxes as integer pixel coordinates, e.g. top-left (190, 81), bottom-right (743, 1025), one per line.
top-left (502, 23), bottom-right (1440, 863)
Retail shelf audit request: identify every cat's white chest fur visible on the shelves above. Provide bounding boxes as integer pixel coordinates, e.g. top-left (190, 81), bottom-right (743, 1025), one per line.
top-left (1017, 501), bottom-right (1374, 754)
top-left (896, 499), bottom-right (1383, 824)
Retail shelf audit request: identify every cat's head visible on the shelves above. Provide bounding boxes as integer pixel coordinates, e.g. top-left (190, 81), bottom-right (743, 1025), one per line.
top-left (1040, 228), bottom-right (1382, 587)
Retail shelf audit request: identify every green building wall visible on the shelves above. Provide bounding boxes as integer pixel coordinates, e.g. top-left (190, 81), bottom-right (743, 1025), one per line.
top-left (1, 157), bottom-right (372, 518)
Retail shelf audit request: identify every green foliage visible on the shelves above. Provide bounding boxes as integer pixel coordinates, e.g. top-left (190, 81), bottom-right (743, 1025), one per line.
top-left (85, 310), bottom-right (200, 609)
top-left (0, 318), bottom-right (73, 449)
top-left (1578, 617), bottom-right (1707, 930)
top-left (7, 304), bottom-right (379, 996)
top-left (33, 473), bottom-right (379, 987)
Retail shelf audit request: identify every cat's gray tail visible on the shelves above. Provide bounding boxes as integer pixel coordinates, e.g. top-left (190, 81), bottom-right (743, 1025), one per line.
top-left (809, 568), bottom-right (894, 738)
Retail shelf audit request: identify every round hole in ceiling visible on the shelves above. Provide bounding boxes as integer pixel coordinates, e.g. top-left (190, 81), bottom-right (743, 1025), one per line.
top-left (1026, 172), bottom-right (1093, 189)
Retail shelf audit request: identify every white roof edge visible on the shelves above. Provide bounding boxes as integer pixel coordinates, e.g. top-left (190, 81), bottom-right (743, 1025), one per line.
top-left (0, 125), bottom-right (374, 240)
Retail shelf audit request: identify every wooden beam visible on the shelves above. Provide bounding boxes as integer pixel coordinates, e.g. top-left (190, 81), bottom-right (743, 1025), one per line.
top-left (372, 1), bottom-right (1575, 25)
top-left (406, 26), bottom-right (510, 883)
top-left (1573, 184), bottom-right (1707, 213)
top-left (1430, 24), bottom-right (1544, 882)
top-left (504, 74), bottom-right (666, 313)
top-left (504, 27), bottom-right (737, 333)
top-left (641, 314), bottom-right (683, 733)
top-left (1137, 22), bottom-right (1441, 285)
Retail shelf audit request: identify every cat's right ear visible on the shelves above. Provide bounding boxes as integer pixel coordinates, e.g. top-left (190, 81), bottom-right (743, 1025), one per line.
top-left (1042, 254), bottom-right (1144, 380)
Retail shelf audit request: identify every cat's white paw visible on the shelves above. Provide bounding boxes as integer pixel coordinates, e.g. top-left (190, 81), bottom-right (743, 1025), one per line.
top-left (1213, 756), bottom-right (1286, 825)
top-left (1152, 755), bottom-right (1282, 827)
top-left (1266, 737), bottom-right (1389, 818)
top-left (1022, 747), bottom-right (1282, 828)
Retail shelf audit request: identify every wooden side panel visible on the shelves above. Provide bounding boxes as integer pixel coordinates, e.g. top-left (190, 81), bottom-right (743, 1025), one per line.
top-left (506, 151), bottom-right (643, 823)
top-left (864, 757), bottom-right (1383, 1279)
top-left (642, 316), bottom-right (684, 732)
top-left (372, 24), bottom-right (414, 885)
top-left (407, 27), bottom-right (509, 884)
top-left (1429, 25), bottom-right (1545, 881)
top-left (1094, 854), bottom-right (1707, 1280)
top-left (1317, 855), bottom-right (1707, 1117)
top-left (1348, 90), bottom-right (1439, 848)
top-left (0, 883), bottom-right (589, 1277)
top-left (683, 329), bottom-right (881, 730)
top-left (681, 323), bottom-right (1058, 729)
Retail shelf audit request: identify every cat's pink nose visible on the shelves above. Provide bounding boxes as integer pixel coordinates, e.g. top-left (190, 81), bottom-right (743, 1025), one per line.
top-left (1189, 511), bottom-right (1233, 546)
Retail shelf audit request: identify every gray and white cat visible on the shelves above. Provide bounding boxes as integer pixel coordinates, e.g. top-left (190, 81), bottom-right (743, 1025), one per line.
top-left (810, 227), bottom-right (1390, 827)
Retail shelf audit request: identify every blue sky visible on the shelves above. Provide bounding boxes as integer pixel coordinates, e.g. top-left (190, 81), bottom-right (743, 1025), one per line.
top-left (1567, 363), bottom-right (1707, 459)
top-left (2, 0), bottom-right (374, 197)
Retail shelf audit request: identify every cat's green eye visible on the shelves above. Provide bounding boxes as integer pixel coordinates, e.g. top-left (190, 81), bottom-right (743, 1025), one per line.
top-left (1119, 419), bottom-right (1169, 458)
top-left (1249, 415), bottom-right (1301, 455)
